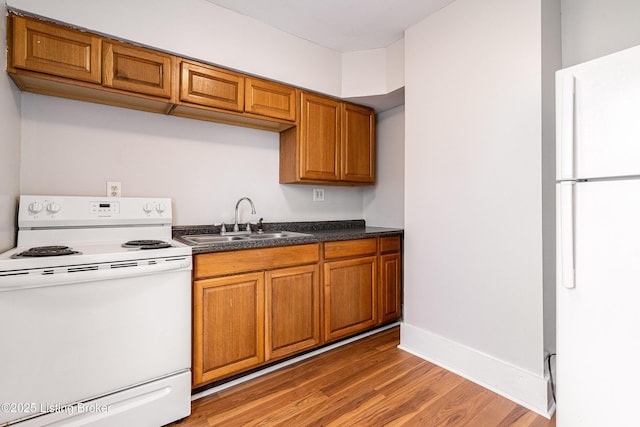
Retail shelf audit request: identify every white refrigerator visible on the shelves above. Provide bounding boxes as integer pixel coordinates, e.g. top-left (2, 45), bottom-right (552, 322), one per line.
top-left (556, 45), bottom-right (640, 426)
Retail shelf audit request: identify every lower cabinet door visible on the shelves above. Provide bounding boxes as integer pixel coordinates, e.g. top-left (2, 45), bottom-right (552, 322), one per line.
top-left (266, 265), bottom-right (320, 361)
top-left (193, 272), bottom-right (264, 386)
top-left (379, 252), bottom-right (402, 323)
top-left (323, 256), bottom-right (377, 342)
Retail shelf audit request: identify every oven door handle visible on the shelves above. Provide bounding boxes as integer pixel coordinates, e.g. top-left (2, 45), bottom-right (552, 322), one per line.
top-left (0, 257), bottom-right (192, 292)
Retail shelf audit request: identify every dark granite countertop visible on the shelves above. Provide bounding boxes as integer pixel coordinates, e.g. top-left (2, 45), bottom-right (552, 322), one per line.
top-left (173, 220), bottom-right (403, 254)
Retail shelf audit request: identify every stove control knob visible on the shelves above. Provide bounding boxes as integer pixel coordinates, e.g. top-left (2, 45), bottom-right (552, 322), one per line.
top-left (155, 203), bottom-right (166, 214)
top-left (47, 202), bottom-right (61, 214)
top-left (28, 201), bottom-right (43, 214)
top-left (143, 203), bottom-right (155, 213)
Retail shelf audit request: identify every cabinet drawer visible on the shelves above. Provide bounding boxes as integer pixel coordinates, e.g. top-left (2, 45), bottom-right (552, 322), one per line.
top-left (179, 61), bottom-right (244, 111)
top-left (11, 15), bottom-right (101, 84)
top-left (245, 78), bottom-right (296, 121)
top-left (379, 236), bottom-right (401, 253)
top-left (102, 41), bottom-right (174, 98)
top-left (194, 243), bottom-right (319, 279)
top-left (323, 238), bottom-right (377, 260)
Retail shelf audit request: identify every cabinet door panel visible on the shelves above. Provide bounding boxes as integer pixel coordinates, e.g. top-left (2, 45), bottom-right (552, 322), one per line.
top-left (245, 78), bottom-right (296, 121)
top-left (324, 256), bottom-right (377, 341)
top-left (299, 92), bottom-right (341, 181)
top-left (341, 102), bottom-right (375, 183)
top-left (12, 15), bottom-right (101, 83)
top-left (180, 61), bottom-right (244, 111)
top-left (379, 252), bottom-right (401, 323)
top-left (193, 273), bottom-right (264, 386)
top-left (266, 265), bottom-right (320, 360)
top-left (102, 41), bottom-right (173, 98)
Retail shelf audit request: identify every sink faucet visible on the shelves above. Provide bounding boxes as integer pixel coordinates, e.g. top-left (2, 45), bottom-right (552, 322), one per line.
top-left (233, 197), bottom-right (256, 232)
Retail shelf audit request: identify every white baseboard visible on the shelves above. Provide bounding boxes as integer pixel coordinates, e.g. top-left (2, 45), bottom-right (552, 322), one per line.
top-left (399, 322), bottom-right (554, 418)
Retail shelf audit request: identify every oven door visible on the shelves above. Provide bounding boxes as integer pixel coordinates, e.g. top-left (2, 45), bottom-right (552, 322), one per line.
top-left (0, 260), bottom-right (191, 426)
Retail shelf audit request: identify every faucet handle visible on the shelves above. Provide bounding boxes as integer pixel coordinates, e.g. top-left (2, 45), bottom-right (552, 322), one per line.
top-left (220, 223), bottom-right (226, 234)
top-left (246, 222), bottom-right (251, 232)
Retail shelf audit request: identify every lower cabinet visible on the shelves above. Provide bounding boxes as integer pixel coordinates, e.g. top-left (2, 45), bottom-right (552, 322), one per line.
top-left (191, 236), bottom-right (402, 388)
top-left (378, 236), bottom-right (402, 324)
top-left (192, 272), bottom-right (265, 386)
top-left (266, 265), bottom-right (320, 361)
top-left (192, 244), bottom-right (320, 387)
top-left (323, 256), bottom-right (377, 342)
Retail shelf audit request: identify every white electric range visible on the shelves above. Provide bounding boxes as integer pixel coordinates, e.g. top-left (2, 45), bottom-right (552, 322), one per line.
top-left (0, 195), bottom-right (192, 426)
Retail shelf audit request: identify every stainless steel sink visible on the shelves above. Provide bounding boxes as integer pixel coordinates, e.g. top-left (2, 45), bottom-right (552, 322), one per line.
top-left (183, 235), bottom-right (249, 244)
top-left (181, 231), bottom-right (311, 245)
top-left (247, 231), bottom-right (307, 239)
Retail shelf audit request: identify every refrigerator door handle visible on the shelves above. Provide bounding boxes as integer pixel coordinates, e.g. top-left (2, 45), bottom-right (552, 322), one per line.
top-left (558, 74), bottom-right (576, 180)
top-left (559, 181), bottom-right (577, 289)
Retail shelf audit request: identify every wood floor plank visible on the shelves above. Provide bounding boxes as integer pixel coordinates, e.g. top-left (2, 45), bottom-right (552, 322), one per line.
top-left (171, 326), bottom-right (555, 427)
top-left (399, 381), bottom-right (494, 426)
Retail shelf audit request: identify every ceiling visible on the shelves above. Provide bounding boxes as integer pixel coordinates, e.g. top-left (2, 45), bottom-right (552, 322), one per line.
top-left (204, 0), bottom-right (455, 52)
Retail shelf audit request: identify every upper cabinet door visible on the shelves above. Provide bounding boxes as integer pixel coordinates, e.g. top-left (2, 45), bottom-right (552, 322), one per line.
top-left (11, 15), bottom-right (101, 84)
top-left (341, 102), bottom-right (375, 183)
top-left (245, 78), bottom-right (297, 121)
top-left (102, 41), bottom-right (174, 98)
top-left (299, 92), bottom-right (341, 182)
top-left (179, 61), bottom-right (244, 112)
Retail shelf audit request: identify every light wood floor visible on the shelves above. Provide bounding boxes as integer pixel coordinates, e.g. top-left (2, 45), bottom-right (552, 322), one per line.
top-left (174, 327), bottom-right (555, 426)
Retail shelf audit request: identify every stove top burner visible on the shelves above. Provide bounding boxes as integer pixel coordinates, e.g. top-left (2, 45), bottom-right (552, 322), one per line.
top-left (12, 245), bottom-right (81, 258)
top-left (122, 240), bottom-right (173, 250)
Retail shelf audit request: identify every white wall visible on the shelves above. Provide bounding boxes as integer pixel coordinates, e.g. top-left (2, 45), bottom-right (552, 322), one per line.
top-left (363, 105), bottom-right (404, 228)
top-left (20, 94), bottom-right (364, 225)
top-left (402, 0), bottom-right (553, 415)
top-left (341, 39), bottom-right (405, 99)
top-left (562, 0), bottom-right (640, 67)
top-left (542, 0), bottom-right (562, 356)
top-left (0, 0), bottom-right (22, 251)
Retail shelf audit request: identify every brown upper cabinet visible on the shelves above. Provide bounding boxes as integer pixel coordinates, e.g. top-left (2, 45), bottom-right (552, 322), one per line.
top-left (7, 13), bottom-right (375, 184)
top-left (280, 91), bottom-right (375, 185)
top-left (341, 102), bottom-right (376, 183)
top-left (245, 77), bottom-right (297, 121)
top-left (11, 14), bottom-right (101, 84)
top-left (102, 40), bottom-right (174, 99)
top-left (178, 60), bottom-right (244, 111)
top-left (171, 60), bottom-right (298, 132)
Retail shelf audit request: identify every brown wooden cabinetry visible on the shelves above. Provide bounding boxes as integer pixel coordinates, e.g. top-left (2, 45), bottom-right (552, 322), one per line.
top-left (323, 238), bottom-right (378, 341)
top-left (191, 235), bottom-right (401, 387)
top-left (178, 60), bottom-right (244, 111)
top-left (193, 272), bottom-right (264, 386)
top-left (342, 102), bottom-right (375, 183)
top-left (102, 40), bottom-right (174, 99)
top-left (245, 77), bottom-right (297, 121)
top-left (192, 244), bottom-right (319, 387)
top-left (7, 13), bottom-right (376, 182)
top-left (378, 236), bottom-right (402, 324)
top-left (8, 14), bottom-right (175, 114)
top-left (171, 61), bottom-right (298, 131)
top-left (280, 91), bottom-right (375, 185)
top-left (10, 14), bottom-right (101, 83)
top-left (265, 265), bottom-right (320, 361)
